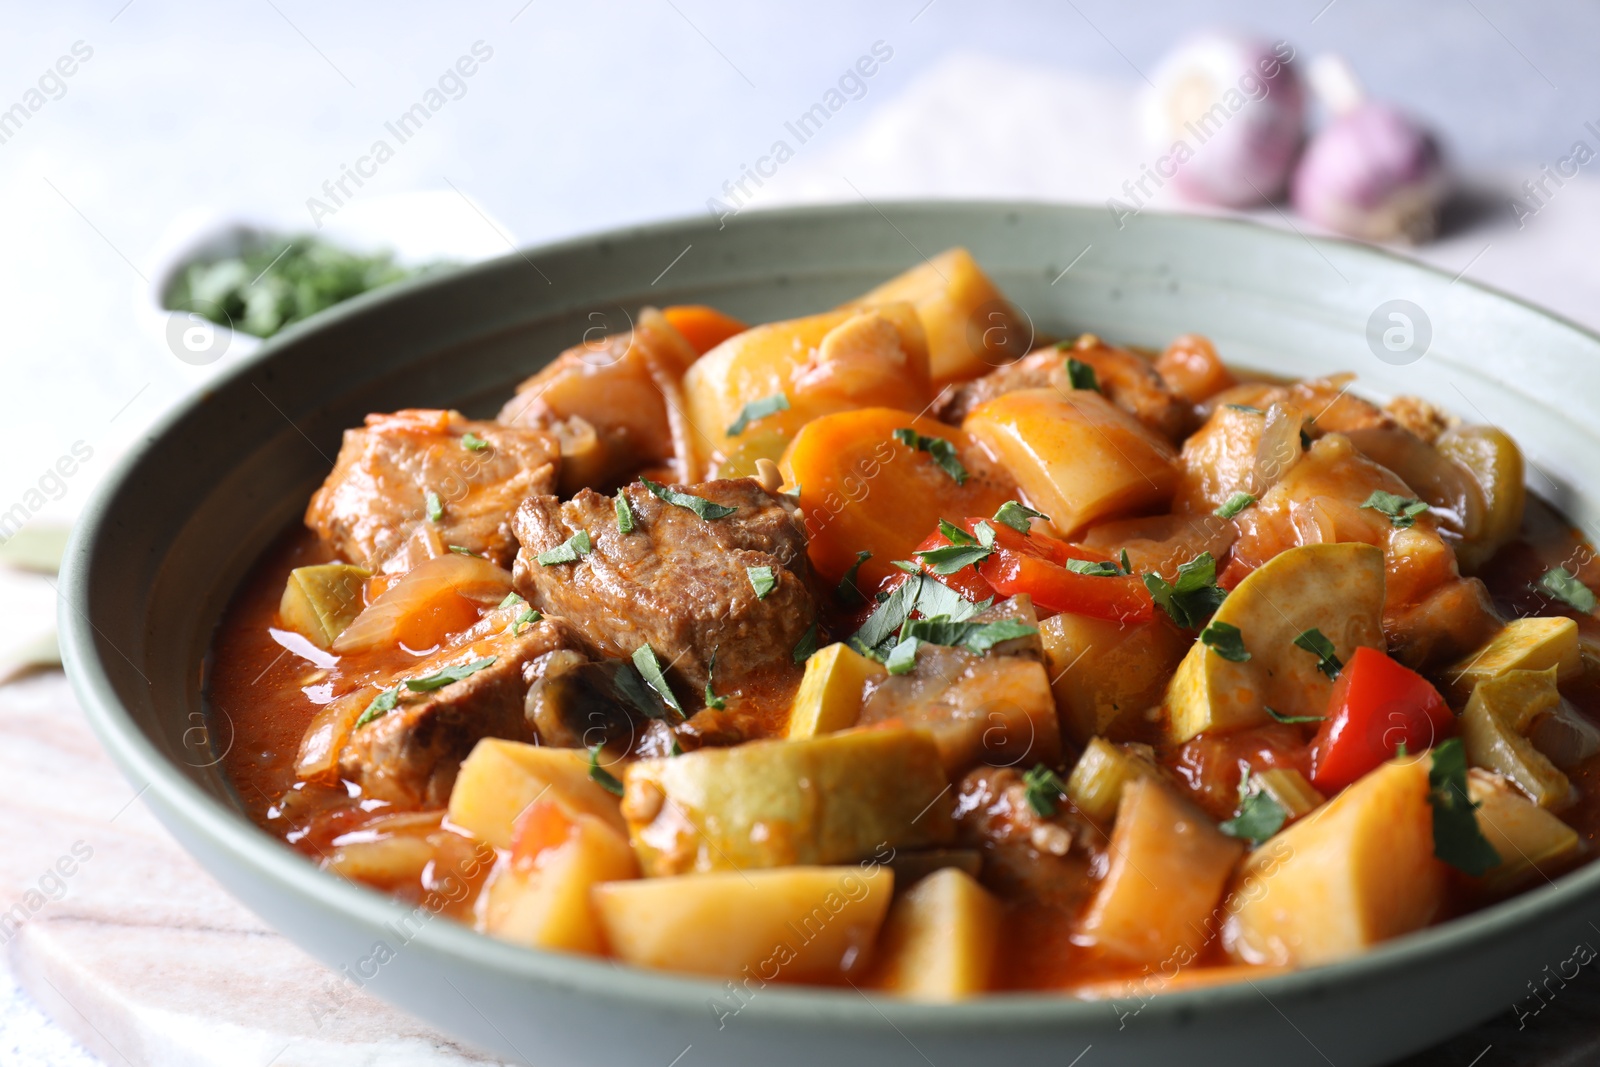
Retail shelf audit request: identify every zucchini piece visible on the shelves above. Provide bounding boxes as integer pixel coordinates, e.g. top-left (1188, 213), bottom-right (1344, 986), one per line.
top-left (1078, 777), bottom-right (1244, 965)
top-left (1224, 759), bottom-right (1443, 967)
top-left (787, 642), bottom-right (886, 739)
top-left (1467, 769), bottom-right (1582, 896)
top-left (279, 563), bottom-right (369, 648)
top-left (1436, 425), bottom-right (1525, 573)
top-left (1164, 542), bottom-right (1386, 743)
top-left (595, 866), bottom-right (893, 981)
top-left (1460, 668), bottom-right (1575, 810)
top-left (1065, 737), bottom-right (1161, 825)
top-left (621, 727), bottom-right (954, 875)
top-left (871, 868), bottom-right (1002, 1000)
top-left (1442, 616), bottom-right (1580, 705)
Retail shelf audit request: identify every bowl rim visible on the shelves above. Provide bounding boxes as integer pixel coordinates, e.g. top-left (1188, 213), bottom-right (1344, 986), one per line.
top-left (59, 198), bottom-right (1600, 1031)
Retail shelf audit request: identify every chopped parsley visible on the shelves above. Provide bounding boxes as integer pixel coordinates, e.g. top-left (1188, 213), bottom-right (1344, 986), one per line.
top-left (425, 490), bottom-right (443, 523)
top-left (1360, 490), bottom-right (1430, 529)
top-left (962, 618), bottom-right (1039, 652)
top-left (536, 529), bottom-right (592, 565)
top-left (1293, 628), bottom-right (1343, 679)
top-left (747, 565), bottom-right (778, 599)
top-left (1535, 566), bottom-right (1597, 614)
top-left (460, 431), bottom-right (489, 451)
top-left (884, 636), bottom-right (920, 675)
top-left (588, 744), bottom-right (624, 796)
top-left (641, 476), bottom-right (738, 520)
top-left (1120, 549), bottom-right (1132, 575)
top-left (725, 393), bottom-right (790, 436)
top-left (405, 656), bottom-right (497, 692)
top-left (1065, 357), bottom-right (1100, 393)
top-left (792, 621), bottom-right (819, 663)
top-left (890, 559), bottom-right (921, 574)
top-left (1226, 403), bottom-right (1265, 415)
top-left (992, 500), bottom-right (1050, 534)
top-left (1143, 552), bottom-right (1227, 629)
top-left (1428, 738), bottom-right (1501, 876)
top-left (892, 428), bottom-right (969, 485)
top-left (355, 687), bottom-right (399, 727)
top-left (615, 493), bottom-right (636, 534)
top-left (1214, 491), bottom-right (1256, 520)
top-left (613, 662), bottom-right (673, 722)
top-left (631, 644), bottom-right (683, 716)
top-left (836, 550), bottom-right (872, 606)
top-left (1265, 706), bottom-right (1326, 725)
top-left (704, 648), bottom-right (727, 710)
top-left (917, 542), bottom-right (993, 575)
top-left (497, 592), bottom-right (525, 609)
top-left (1199, 620), bottom-right (1250, 662)
top-left (1065, 558), bottom-right (1123, 577)
top-left (1220, 773), bottom-right (1287, 845)
top-left (447, 544), bottom-right (484, 558)
top-left (1023, 764), bottom-right (1067, 817)
top-left (850, 575), bottom-right (987, 658)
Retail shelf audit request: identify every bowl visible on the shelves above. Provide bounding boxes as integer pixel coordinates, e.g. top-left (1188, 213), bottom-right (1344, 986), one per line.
top-left (60, 201), bottom-right (1600, 1066)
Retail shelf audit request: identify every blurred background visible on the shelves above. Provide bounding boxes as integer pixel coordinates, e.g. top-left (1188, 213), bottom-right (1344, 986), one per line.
top-left (3, 1), bottom-right (1599, 1063)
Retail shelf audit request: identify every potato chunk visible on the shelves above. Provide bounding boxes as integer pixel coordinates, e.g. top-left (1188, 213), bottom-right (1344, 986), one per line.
top-left (787, 642), bottom-right (886, 738)
top-left (1078, 778), bottom-right (1244, 965)
top-left (871, 869), bottom-right (1002, 1000)
top-left (1224, 758), bottom-right (1443, 967)
top-left (1442, 617), bottom-right (1580, 705)
top-left (684, 305), bottom-right (932, 475)
top-left (595, 866), bottom-right (893, 981)
top-left (1468, 769), bottom-right (1582, 895)
top-left (841, 247), bottom-right (1027, 386)
top-left (1460, 668), bottom-right (1575, 810)
top-left (448, 739), bottom-right (627, 849)
top-left (477, 809), bottom-right (637, 954)
top-left (621, 728), bottom-right (954, 875)
top-left (1164, 542), bottom-right (1386, 743)
top-left (964, 388), bottom-right (1179, 538)
top-left (1040, 612), bottom-right (1188, 742)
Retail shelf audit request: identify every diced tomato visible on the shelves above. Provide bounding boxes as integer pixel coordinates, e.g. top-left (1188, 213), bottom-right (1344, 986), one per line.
top-left (1173, 724), bottom-right (1313, 821)
top-left (904, 517), bottom-right (1154, 623)
top-left (1309, 646), bottom-right (1454, 794)
top-left (509, 799), bottom-right (576, 868)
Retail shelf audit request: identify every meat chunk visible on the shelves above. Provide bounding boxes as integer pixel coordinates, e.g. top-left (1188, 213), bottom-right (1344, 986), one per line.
top-left (306, 409), bottom-right (558, 573)
top-left (1202, 373), bottom-right (1393, 436)
top-left (338, 615), bottom-right (583, 806)
top-left (498, 307), bottom-right (701, 491)
top-left (936, 336), bottom-right (1190, 441)
top-left (953, 766), bottom-right (1095, 910)
top-left (512, 478), bottom-right (816, 692)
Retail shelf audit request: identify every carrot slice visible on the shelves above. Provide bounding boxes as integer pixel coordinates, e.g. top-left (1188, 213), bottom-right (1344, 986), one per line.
top-left (663, 305), bottom-right (749, 356)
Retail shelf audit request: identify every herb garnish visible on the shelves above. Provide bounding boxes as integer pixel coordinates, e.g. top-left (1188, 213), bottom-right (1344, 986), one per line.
top-left (405, 656), bottom-right (497, 692)
top-left (536, 529), bottom-right (592, 565)
top-left (890, 559), bottom-right (921, 574)
top-left (1143, 552), bottom-right (1227, 629)
top-left (613, 662), bottom-right (673, 722)
top-left (1226, 404), bottom-right (1265, 415)
top-left (1200, 620), bottom-right (1250, 662)
top-left (1428, 738), bottom-right (1501, 876)
top-left (1023, 764), bottom-right (1068, 817)
top-left (631, 644), bottom-right (683, 715)
top-left (641, 476), bottom-right (738, 520)
top-left (747, 565), bottom-right (778, 599)
top-left (1535, 566), bottom-right (1597, 614)
top-left (1065, 558), bottom-right (1122, 577)
top-left (892, 428), bottom-right (969, 485)
top-left (498, 592), bottom-right (525, 609)
top-left (355, 687), bottom-right (399, 727)
top-left (885, 637), bottom-right (920, 675)
top-left (588, 744), bottom-right (624, 796)
top-left (992, 501), bottom-right (1049, 534)
top-left (792, 621), bottom-right (819, 663)
top-left (425, 490), bottom-right (443, 523)
top-left (837, 550), bottom-right (872, 606)
top-left (1065, 358), bottom-right (1100, 393)
top-left (448, 545), bottom-right (484, 558)
top-left (460, 432), bottom-right (489, 451)
top-left (1214, 491), bottom-right (1256, 520)
top-left (726, 393), bottom-right (790, 436)
top-left (1265, 706), bottom-right (1326, 725)
top-left (850, 575), bottom-right (988, 658)
top-left (704, 648), bottom-right (727, 710)
top-left (1293, 628), bottom-right (1343, 679)
top-left (1220, 773), bottom-right (1287, 845)
top-left (1360, 490), bottom-right (1430, 529)
top-left (615, 493), bottom-right (636, 534)
top-left (513, 607), bottom-right (541, 632)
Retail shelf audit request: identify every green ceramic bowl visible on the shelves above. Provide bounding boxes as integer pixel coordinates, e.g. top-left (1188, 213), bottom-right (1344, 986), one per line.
top-left (60, 202), bottom-right (1600, 1066)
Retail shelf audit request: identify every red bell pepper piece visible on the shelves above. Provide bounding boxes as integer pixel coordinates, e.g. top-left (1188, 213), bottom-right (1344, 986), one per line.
top-left (907, 518), bottom-right (1154, 623)
top-left (1309, 645), bottom-right (1454, 794)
